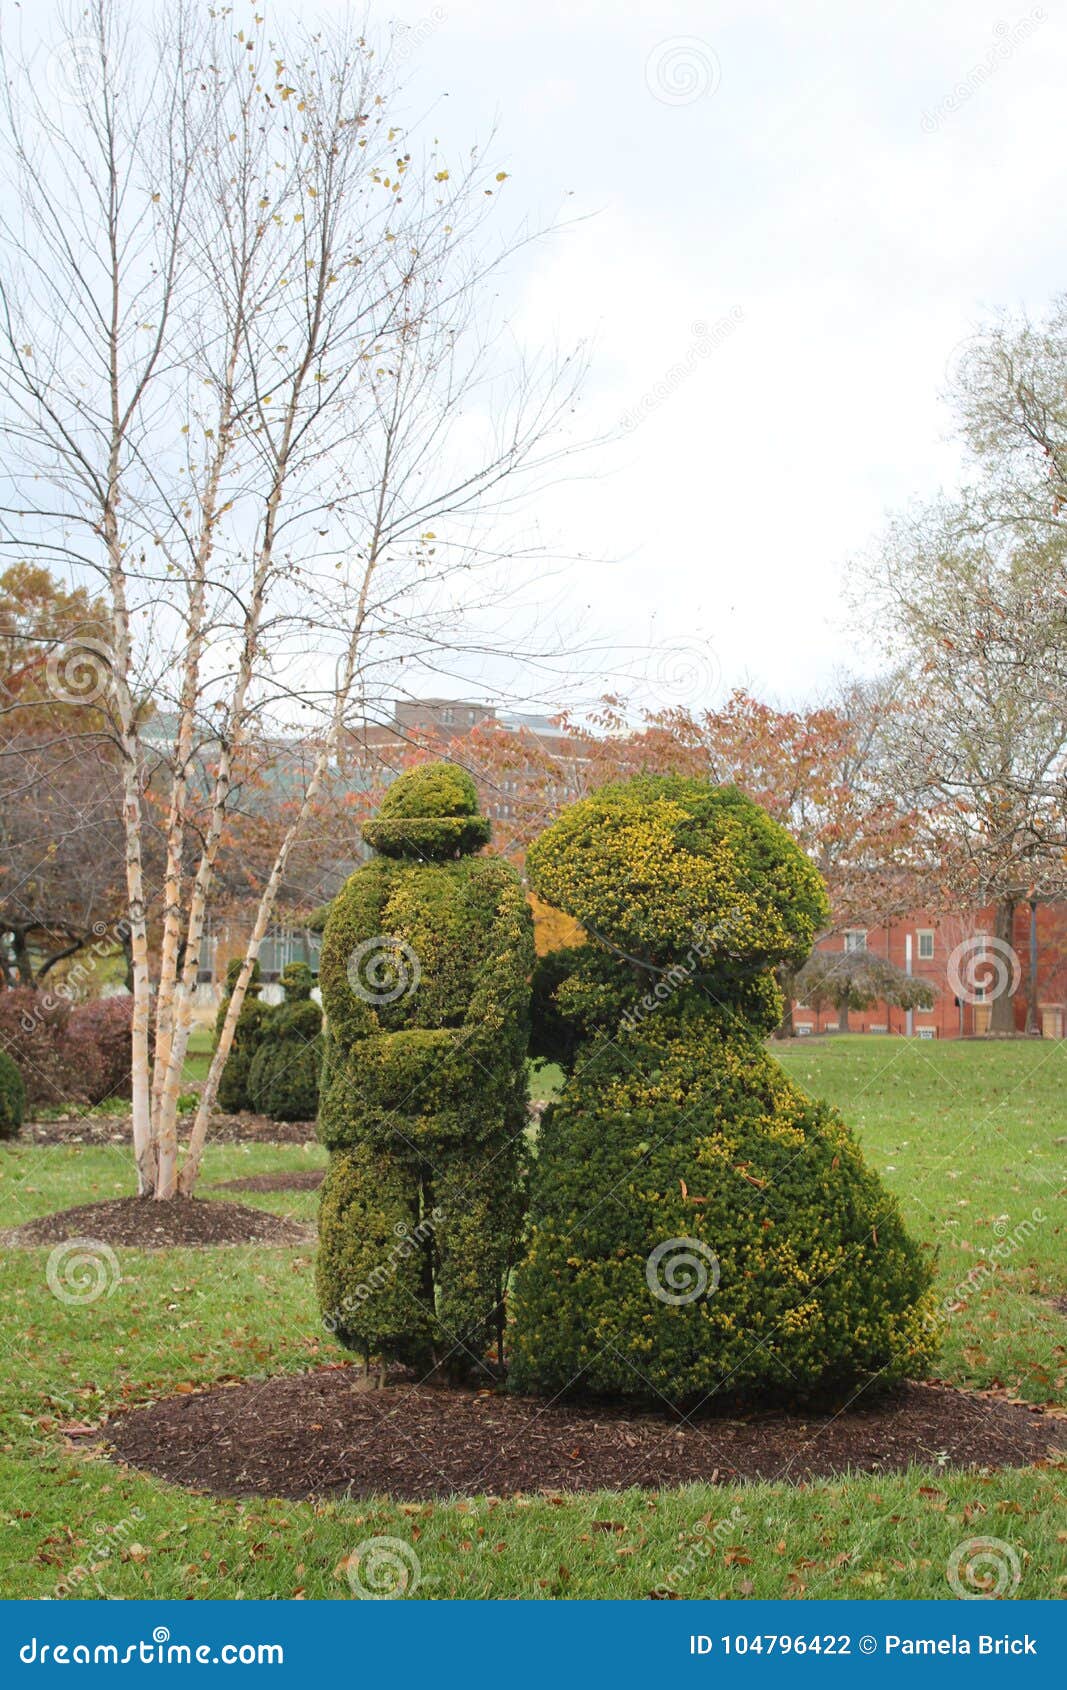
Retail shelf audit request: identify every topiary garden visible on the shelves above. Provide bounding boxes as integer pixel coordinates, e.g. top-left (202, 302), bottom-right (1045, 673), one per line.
top-left (46, 763), bottom-right (1065, 1578)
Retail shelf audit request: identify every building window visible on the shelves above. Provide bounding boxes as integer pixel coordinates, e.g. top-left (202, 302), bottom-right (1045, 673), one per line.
top-left (844, 930), bottom-right (867, 953)
top-left (441, 707), bottom-right (454, 724)
top-left (917, 929), bottom-right (934, 960)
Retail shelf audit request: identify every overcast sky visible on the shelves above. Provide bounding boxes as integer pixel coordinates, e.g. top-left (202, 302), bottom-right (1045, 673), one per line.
top-left (18, 0), bottom-right (1065, 720)
top-left (308, 0), bottom-right (1062, 715)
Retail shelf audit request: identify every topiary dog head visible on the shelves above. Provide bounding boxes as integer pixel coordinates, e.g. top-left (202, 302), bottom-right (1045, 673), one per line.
top-left (526, 775), bottom-right (828, 975)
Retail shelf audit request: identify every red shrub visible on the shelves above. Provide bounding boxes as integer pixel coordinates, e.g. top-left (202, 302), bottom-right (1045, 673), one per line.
top-left (0, 989), bottom-right (139, 1108)
top-left (65, 996), bottom-right (137, 1104)
top-left (0, 987), bottom-right (77, 1105)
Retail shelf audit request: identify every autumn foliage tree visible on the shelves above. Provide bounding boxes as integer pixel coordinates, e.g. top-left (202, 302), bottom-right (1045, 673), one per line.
top-left (0, 564), bottom-right (127, 984)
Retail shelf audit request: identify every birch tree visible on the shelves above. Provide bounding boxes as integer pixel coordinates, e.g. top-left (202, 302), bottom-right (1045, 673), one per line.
top-left (0, 0), bottom-right (585, 1194)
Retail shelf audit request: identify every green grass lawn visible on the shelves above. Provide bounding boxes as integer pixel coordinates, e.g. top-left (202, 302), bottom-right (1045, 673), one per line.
top-left (0, 1038), bottom-right (1063, 1601)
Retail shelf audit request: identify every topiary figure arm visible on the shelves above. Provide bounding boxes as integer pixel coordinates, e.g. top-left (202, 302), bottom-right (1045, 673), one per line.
top-left (462, 870), bottom-right (535, 1055)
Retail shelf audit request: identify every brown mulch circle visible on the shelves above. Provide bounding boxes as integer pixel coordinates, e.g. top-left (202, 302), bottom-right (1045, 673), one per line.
top-left (1, 1196), bottom-right (312, 1250)
top-left (19, 1114), bottom-right (317, 1147)
top-left (104, 1369), bottom-right (1066, 1502)
top-left (210, 1169), bottom-right (325, 1194)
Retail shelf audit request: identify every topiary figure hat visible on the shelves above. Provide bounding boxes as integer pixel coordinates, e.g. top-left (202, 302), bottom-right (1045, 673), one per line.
top-left (280, 960), bottom-right (315, 1000)
top-left (361, 762), bottom-right (491, 859)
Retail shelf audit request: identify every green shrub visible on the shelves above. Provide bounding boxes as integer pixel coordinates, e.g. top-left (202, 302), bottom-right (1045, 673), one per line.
top-left (246, 964), bottom-right (323, 1122)
top-left (0, 1046), bottom-right (25, 1137)
top-left (510, 776), bottom-right (939, 1406)
top-left (215, 959), bottom-right (267, 1115)
top-left (316, 761), bottom-right (534, 1377)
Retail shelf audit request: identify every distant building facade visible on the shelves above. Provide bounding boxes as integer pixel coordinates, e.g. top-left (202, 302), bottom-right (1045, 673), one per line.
top-left (791, 904), bottom-right (1067, 1039)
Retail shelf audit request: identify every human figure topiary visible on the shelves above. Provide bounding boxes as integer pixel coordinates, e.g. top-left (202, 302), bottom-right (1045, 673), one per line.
top-left (316, 762), bottom-right (534, 1380)
top-left (215, 958), bottom-right (268, 1114)
top-left (510, 775), bottom-right (939, 1406)
top-left (247, 961), bottom-right (322, 1122)
top-left (0, 1046), bottom-right (25, 1139)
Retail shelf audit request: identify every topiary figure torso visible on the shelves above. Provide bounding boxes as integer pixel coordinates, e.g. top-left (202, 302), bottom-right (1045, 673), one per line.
top-left (316, 763), bottom-right (534, 1378)
top-left (247, 962), bottom-right (322, 1122)
top-left (510, 776), bottom-right (939, 1406)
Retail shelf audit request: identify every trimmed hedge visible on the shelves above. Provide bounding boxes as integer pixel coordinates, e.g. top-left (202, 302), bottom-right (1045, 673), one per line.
top-left (510, 776), bottom-right (939, 1406)
top-left (0, 1046), bottom-right (25, 1137)
top-left (316, 761), bottom-right (534, 1377)
top-left (247, 963), bottom-right (322, 1122)
top-left (215, 959), bottom-right (267, 1115)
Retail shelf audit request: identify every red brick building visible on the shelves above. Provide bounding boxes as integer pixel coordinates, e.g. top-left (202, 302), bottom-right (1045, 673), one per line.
top-left (792, 904), bottom-right (1067, 1039)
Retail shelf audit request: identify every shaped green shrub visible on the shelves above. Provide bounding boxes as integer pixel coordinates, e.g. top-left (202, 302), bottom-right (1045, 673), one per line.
top-left (511, 776), bottom-right (939, 1406)
top-left (215, 958), bottom-right (267, 1114)
top-left (0, 1046), bottom-right (25, 1137)
top-left (247, 962), bottom-right (323, 1121)
top-left (316, 762), bottom-right (534, 1377)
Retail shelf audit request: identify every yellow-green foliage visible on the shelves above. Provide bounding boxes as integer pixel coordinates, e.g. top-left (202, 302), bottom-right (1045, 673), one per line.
top-left (511, 776), bottom-right (939, 1406)
top-left (361, 762), bottom-right (491, 860)
top-left (316, 762), bottom-right (535, 1376)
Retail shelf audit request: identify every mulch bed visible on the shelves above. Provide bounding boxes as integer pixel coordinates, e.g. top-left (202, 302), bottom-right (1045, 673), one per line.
top-left (1, 1196), bottom-right (312, 1250)
top-left (210, 1169), bottom-right (325, 1194)
top-left (104, 1369), bottom-right (1066, 1502)
top-left (19, 1115), bottom-right (317, 1147)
